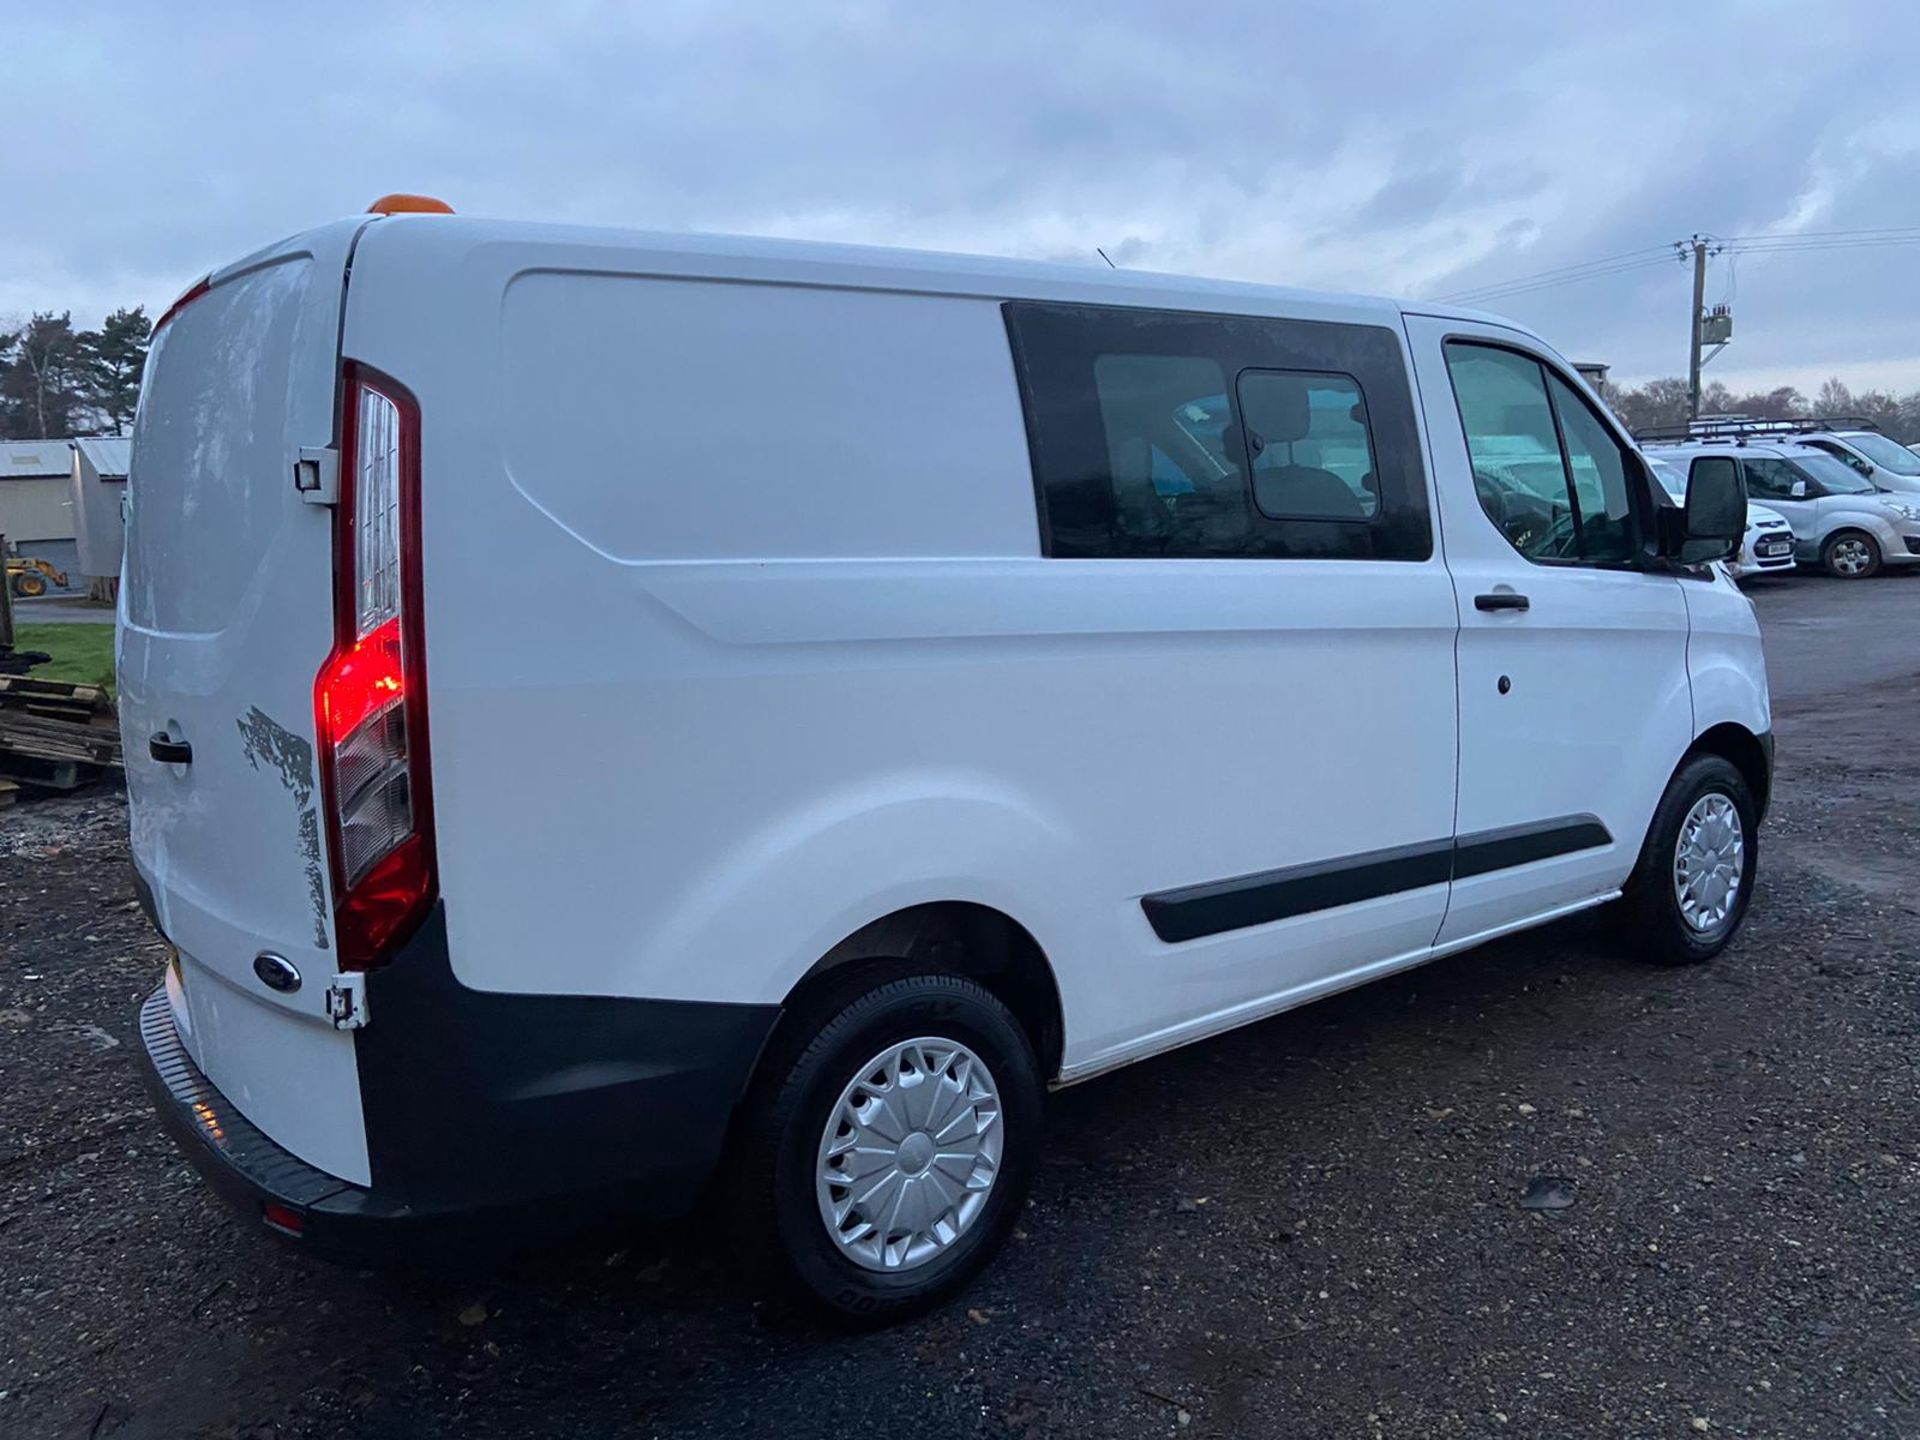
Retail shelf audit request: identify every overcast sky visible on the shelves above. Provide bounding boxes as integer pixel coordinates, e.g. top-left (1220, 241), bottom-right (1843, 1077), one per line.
top-left (8, 1), bottom-right (1919, 393)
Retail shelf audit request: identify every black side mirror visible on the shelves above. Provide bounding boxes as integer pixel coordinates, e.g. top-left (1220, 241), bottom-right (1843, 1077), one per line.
top-left (1682, 455), bottom-right (1746, 563)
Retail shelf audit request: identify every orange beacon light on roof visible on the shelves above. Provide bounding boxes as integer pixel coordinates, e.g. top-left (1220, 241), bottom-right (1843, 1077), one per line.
top-left (366, 193), bottom-right (454, 215)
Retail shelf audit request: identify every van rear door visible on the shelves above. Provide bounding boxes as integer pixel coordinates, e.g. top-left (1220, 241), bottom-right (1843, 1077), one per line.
top-left (119, 219), bottom-right (373, 1182)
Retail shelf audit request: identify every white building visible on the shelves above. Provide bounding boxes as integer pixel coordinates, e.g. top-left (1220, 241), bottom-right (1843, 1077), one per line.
top-left (0, 439), bottom-right (79, 587)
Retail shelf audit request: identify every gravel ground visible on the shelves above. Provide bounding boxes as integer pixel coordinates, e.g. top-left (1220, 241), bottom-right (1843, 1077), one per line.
top-left (2, 573), bottom-right (1916, 1440)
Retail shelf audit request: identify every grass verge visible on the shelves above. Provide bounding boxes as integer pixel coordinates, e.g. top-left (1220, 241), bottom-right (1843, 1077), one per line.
top-left (11, 622), bottom-right (116, 696)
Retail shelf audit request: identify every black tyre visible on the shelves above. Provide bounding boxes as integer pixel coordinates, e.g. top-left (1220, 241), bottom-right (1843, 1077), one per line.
top-left (11, 570), bottom-right (46, 598)
top-left (729, 971), bottom-right (1042, 1325)
top-left (1821, 529), bottom-right (1881, 579)
top-left (1619, 753), bottom-right (1758, 965)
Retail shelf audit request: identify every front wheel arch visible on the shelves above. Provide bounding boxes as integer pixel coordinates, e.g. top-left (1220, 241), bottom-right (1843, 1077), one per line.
top-left (1683, 722), bottom-right (1772, 825)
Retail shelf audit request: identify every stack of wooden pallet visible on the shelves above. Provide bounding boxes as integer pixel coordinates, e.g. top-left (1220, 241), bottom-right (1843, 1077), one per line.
top-left (0, 675), bottom-right (122, 791)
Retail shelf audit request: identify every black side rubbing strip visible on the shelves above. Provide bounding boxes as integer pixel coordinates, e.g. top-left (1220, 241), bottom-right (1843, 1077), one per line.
top-left (1142, 838), bottom-right (1455, 945)
top-left (1450, 814), bottom-right (1612, 880)
top-left (1141, 814), bottom-right (1612, 943)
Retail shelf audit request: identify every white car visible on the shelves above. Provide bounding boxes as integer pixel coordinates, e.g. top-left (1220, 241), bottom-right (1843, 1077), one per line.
top-left (1649, 457), bottom-right (1795, 578)
top-left (123, 200), bottom-right (1771, 1321)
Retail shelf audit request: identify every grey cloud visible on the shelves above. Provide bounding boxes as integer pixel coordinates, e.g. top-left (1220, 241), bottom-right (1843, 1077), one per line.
top-left (6, 1), bottom-right (1920, 390)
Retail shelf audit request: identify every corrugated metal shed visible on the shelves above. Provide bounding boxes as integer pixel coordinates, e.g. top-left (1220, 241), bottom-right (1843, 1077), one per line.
top-left (70, 436), bottom-right (132, 580)
top-left (71, 436), bottom-right (131, 478)
top-left (0, 440), bottom-right (73, 480)
top-left (0, 440), bottom-right (75, 544)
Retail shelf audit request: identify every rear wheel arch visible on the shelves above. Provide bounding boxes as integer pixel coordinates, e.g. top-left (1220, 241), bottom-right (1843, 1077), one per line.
top-left (774, 902), bottom-right (1066, 1083)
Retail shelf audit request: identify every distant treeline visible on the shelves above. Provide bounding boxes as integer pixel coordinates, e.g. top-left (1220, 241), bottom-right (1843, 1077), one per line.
top-left (1602, 374), bottom-right (1920, 443)
top-left (0, 309), bottom-right (151, 440)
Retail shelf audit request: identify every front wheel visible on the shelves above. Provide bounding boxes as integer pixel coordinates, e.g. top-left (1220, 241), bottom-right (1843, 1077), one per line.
top-left (728, 972), bottom-right (1042, 1324)
top-left (1619, 754), bottom-right (1758, 965)
top-left (11, 570), bottom-right (47, 598)
top-left (1822, 530), bottom-right (1881, 578)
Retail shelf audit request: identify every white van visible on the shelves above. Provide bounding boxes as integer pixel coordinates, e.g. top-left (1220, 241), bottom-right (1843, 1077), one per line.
top-left (126, 202), bottom-right (1771, 1322)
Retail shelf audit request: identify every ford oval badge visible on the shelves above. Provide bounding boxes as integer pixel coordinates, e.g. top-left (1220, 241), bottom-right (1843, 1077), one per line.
top-left (253, 952), bottom-right (302, 994)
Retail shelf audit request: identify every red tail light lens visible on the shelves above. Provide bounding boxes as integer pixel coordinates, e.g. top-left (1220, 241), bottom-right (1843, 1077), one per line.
top-left (317, 617), bottom-right (409, 888)
top-left (316, 368), bottom-right (434, 969)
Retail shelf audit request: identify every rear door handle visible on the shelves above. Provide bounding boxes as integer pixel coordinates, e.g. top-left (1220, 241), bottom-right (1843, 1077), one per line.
top-left (149, 733), bottom-right (192, 765)
top-left (1474, 592), bottom-right (1530, 612)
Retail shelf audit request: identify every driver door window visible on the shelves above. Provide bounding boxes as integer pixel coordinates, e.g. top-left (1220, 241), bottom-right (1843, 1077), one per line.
top-left (1443, 342), bottom-right (1642, 565)
top-left (1742, 457), bottom-right (1805, 502)
top-left (1546, 373), bottom-right (1636, 563)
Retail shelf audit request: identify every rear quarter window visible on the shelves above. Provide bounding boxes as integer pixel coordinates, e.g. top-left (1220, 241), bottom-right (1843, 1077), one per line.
top-left (1004, 301), bottom-right (1431, 561)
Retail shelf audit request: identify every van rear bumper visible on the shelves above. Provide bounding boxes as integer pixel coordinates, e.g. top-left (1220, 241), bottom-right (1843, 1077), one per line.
top-left (137, 986), bottom-right (431, 1259)
top-left (136, 905), bottom-right (784, 1261)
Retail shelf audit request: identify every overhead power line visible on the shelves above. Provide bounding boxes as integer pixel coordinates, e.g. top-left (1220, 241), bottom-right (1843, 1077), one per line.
top-left (1433, 245), bottom-right (1672, 303)
top-left (1433, 224), bottom-right (1920, 307)
top-left (1720, 224), bottom-right (1920, 244)
top-left (1722, 236), bottom-right (1920, 255)
top-left (1444, 260), bottom-right (1676, 306)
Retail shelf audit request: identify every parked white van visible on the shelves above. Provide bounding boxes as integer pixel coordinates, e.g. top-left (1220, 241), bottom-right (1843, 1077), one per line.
top-left (125, 201), bottom-right (1771, 1322)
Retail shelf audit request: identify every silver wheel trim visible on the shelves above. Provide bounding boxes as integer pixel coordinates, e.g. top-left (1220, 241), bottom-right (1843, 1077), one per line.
top-left (816, 1036), bottom-right (1003, 1273)
top-left (1672, 792), bottom-right (1745, 933)
top-left (1830, 537), bottom-right (1872, 575)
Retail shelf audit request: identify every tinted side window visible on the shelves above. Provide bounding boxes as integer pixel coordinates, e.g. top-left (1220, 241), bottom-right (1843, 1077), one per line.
top-left (1005, 302), bottom-right (1431, 560)
top-left (1444, 342), bottom-right (1643, 565)
top-left (1089, 354), bottom-right (1245, 554)
top-left (1238, 371), bottom-right (1380, 522)
top-left (1742, 457), bottom-right (1801, 500)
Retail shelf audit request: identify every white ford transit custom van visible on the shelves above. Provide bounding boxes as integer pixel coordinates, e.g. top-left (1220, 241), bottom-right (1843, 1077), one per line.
top-left (126, 202), bottom-right (1771, 1322)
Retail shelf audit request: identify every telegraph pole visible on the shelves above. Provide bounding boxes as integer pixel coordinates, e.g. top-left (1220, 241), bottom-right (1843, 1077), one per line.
top-left (1685, 235), bottom-right (1709, 421)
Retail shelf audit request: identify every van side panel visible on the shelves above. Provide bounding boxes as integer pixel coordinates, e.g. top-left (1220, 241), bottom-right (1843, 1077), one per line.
top-left (342, 224), bottom-right (1458, 1075)
top-left (496, 273), bottom-right (1041, 561)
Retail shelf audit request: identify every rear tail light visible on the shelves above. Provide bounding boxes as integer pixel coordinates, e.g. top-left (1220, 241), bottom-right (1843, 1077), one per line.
top-left (316, 368), bottom-right (435, 968)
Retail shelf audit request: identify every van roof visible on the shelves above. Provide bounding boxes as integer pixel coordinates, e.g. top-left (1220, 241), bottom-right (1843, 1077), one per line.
top-left (320, 212), bottom-right (1532, 338)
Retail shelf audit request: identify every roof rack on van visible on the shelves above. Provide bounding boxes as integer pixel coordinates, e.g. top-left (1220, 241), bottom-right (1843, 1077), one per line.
top-left (1633, 415), bottom-right (1883, 445)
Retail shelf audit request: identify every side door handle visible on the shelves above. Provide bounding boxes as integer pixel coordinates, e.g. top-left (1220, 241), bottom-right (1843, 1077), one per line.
top-left (1474, 592), bottom-right (1530, 612)
top-left (149, 732), bottom-right (193, 765)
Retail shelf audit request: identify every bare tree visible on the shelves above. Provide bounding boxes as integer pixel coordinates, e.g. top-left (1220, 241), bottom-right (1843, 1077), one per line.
top-left (0, 312), bottom-right (86, 439)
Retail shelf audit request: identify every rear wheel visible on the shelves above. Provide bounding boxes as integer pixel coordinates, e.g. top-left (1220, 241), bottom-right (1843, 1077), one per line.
top-left (728, 971), bottom-right (1041, 1325)
top-left (1822, 530), bottom-right (1880, 578)
top-left (1619, 753), bottom-right (1757, 965)
top-left (11, 569), bottom-right (47, 598)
